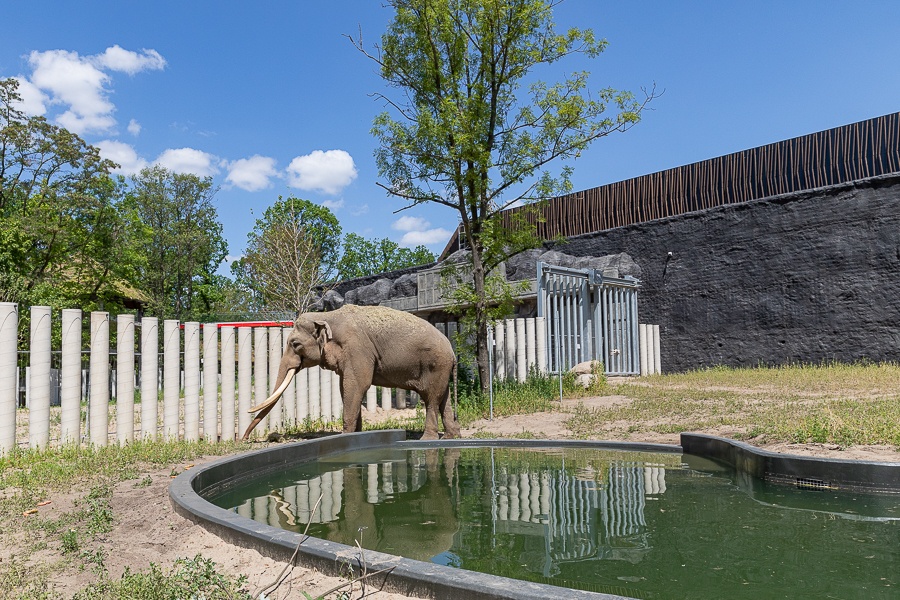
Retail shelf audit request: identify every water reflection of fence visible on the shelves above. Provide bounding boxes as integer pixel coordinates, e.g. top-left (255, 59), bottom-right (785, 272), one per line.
top-left (492, 462), bottom-right (668, 568)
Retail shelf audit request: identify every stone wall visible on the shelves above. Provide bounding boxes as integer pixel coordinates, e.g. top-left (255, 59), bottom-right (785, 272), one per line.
top-left (555, 174), bottom-right (900, 372)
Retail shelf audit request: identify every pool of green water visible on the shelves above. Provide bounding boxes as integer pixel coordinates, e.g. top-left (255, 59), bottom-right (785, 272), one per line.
top-left (206, 446), bottom-right (899, 599)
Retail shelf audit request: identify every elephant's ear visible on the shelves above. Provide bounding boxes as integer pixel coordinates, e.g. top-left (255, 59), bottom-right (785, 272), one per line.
top-left (313, 320), bottom-right (333, 346)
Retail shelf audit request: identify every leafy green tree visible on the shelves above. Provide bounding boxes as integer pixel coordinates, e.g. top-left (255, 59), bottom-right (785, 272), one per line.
top-left (0, 78), bottom-right (144, 312)
top-left (337, 232), bottom-right (435, 280)
top-left (239, 196), bottom-right (341, 315)
top-left (127, 166), bottom-right (227, 320)
top-left (353, 0), bottom-right (654, 390)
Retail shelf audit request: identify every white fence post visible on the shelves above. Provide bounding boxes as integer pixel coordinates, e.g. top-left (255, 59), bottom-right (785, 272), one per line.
top-left (140, 317), bottom-right (158, 440)
top-left (504, 319), bottom-right (516, 381)
top-left (309, 366), bottom-right (320, 421)
top-left (639, 324), bottom-right (649, 376)
top-left (330, 367), bottom-right (341, 421)
top-left (203, 323), bottom-right (218, 442)
top-left (296, 365), bottom-right (309, 423)
top-left (253, 327), bottom-right (268, 436)
top-left (321, 369), bottom-right (333, 422)
top-left (220, 326), bottom-right (235, 441)
top-left (515, 318), bottom-right (527, 382)
top-left (0, 303), bottom-right (16, 453)
top-left (652, 324), bottom-right (662, 375)
top-left (535, 316), bottom-right (547, 373)
top-left (282, 326), bottom-right (296, 428)
top-left (163, 320), bottom-right (180, 440)
top-left (183, 322), bottom-right (200, 442)
top-left (60, 309), bottom-right (82, 445)
top-left (366, 385), bottom-right (377, 413)
top-left (29, 306), bottom-right (52, 449)
top-left (267, 328), bottom-right (282, 431)
top-left (525, 317), bottom-right (536, 376)
top-left (494, 322), bottom-right (506, 381)
top-left (89, 311), bottom-right (110, 447)
top-left (116, 314), bottom-right (135, 445)
top-left (237, 327), bottom-right (252, 436)
top-left (380, 386), bottom-right (391, 411)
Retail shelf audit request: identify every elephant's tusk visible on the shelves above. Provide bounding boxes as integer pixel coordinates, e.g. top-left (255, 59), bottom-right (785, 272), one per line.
top-left (248, 367), bottom-right (296, 413)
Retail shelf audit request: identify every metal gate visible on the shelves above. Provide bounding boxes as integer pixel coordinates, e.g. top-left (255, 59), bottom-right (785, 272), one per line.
top-left (536, 262), bottom-right (641, 376)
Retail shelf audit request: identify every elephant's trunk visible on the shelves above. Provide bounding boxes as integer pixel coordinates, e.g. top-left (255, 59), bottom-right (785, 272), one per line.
top-left (240, 366), bottom-right (297, 441)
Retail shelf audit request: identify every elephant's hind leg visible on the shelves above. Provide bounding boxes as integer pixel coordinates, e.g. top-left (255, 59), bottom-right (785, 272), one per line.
top-left (439, 386), bottom-right (461, 439)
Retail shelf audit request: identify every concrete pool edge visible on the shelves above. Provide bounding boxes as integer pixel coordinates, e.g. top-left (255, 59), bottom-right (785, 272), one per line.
top-left (170, 431), bottom-right (900, 600)
top-left (680, 433), bottom-right (900, 492)
top-left (170, 431), bottom-right (676, 600)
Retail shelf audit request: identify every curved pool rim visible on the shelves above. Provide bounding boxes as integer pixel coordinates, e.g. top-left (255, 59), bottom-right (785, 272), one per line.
top-left (169, 431), bottom-right (900, 600)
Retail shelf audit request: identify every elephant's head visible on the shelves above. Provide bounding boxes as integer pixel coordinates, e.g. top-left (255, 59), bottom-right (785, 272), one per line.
top-left (241, 315), bottom-right (332, 440)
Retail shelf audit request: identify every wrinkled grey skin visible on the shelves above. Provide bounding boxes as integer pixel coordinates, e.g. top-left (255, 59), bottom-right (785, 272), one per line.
top-left (243, 305), bottom-right (461, 441)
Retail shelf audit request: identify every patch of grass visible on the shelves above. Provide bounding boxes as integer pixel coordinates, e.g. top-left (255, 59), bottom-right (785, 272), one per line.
top-left (564, 362), bottom-right (900, 447)
top-left (71, 554), bottom-right (252, 600)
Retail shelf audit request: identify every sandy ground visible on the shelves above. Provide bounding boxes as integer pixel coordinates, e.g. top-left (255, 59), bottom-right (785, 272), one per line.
top-left (12, 395), bottom-right (900, 600)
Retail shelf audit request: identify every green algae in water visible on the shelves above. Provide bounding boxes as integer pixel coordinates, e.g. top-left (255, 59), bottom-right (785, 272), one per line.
top-left (207, 446), bottom-right (899, 599)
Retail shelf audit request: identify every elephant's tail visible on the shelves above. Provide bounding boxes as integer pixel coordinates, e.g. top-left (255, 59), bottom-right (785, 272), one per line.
top-left (452, 357), bottom-right (458, 419)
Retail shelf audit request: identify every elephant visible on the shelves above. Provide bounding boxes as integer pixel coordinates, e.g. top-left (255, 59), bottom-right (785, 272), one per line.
top-left (243, 304), bottom-right (461, 441)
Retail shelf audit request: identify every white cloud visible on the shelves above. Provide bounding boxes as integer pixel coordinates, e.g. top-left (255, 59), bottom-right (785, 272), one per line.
top-left (286, 149), bottom-right (357, 195)
top-left (351, 204), bottom-right (369, 216)
top-left (11, 76), bottom-right (48, 116)
top-left (95, 140), bottom-right (148, 175)
top-left (392, 215), bottom-right (431, 232)
top-left (321, 198), bottom-right (345, 210)
top-left (155, 147), bottom-right (220, 177)
top-left (225, 155), bottom-right (278, 192)
top-left (127, 119), bottom-right (141, 136)
top-left (22, 46), bottom-right (165, 135)
top-left (93, 45), bottom-right (166, 75)
top-left (400, 228), bottom-right (453, 246)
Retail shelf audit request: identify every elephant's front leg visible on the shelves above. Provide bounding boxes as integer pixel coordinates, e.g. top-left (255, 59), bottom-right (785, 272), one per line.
top-left (339, 371), bottom-right (370, 433)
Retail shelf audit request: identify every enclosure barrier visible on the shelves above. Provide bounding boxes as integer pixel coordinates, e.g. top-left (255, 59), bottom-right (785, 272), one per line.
top-left (0, 305), bottom-right (661, 452)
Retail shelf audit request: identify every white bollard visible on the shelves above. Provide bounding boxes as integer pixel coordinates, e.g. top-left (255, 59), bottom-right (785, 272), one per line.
top-left (331, 368), bottom-right (341, 422)
top-left (253, 327), bottom-right (268, 435)
top-left (525, 317), bottom-right (536, 377)
top-left (282, 326), bottom-right (296, 427)
top-left (515, 318), bottom-right (527, 382)
top-left (296, 365), bottom-right (309, 423)
top-left (366, 385), bottom-right (377, 413)
top-left (60, 309), bottom-right (82, 445)
top-left (202, 324), bottom-right (218, 442)
top-left (535, 316), bottom-right (547, 374)
top-left (89, 311), bottom-right (110, 447)
top-left (140, 317), bottom-right (158, 441)
top-left (652, 324), bottom-right (662, 375)
top-left (639, 324), bottom-right (649, 376)
top-left (380, 386), bottom-right (391, 411)
top-left (321, 369), bottom-right (333, 422)
top-left (237, 327), bottom-right (252, 436)
top-left (183, 322), bottom-right (200, 442)
top-left (163, 320), bottom-right (180, 440)
top-left (219, 326), bottom-right (235, 441)
top-left (504, 319), bottom-right (516, 381)
top-left (267, 328), bottom-right (282, 431)
top-left (308, 366), bottom-right (320, 421)
top-left (494, 322), bottom-right (506, 380)
top-left (0, 303), bottom-right (17, 453)
top-left (29, 306), bottom-right (52, 450)
top-left (396, 388), bottom-right (406, 409)
top-left (116, 314), bottom-right (136, 445)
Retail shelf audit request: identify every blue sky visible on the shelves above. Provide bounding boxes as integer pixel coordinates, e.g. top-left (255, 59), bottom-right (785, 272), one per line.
top-left (3, 1), bottom-right (899, 275)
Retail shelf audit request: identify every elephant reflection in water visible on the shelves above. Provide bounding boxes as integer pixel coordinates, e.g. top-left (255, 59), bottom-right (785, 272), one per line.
top-left (323, 448), bottom-right (461, 562)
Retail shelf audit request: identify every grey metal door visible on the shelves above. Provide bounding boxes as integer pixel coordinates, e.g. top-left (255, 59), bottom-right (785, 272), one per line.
top-left (537, 262), bottom-right (640, 376)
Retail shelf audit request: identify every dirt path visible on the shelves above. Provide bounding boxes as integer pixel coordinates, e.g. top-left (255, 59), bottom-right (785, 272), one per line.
top-left (16, 397), bottom-right (900, 599)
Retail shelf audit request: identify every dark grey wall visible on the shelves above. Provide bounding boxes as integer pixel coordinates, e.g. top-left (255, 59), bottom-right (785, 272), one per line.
top-left (555, 174), bottom-right (900, 372)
